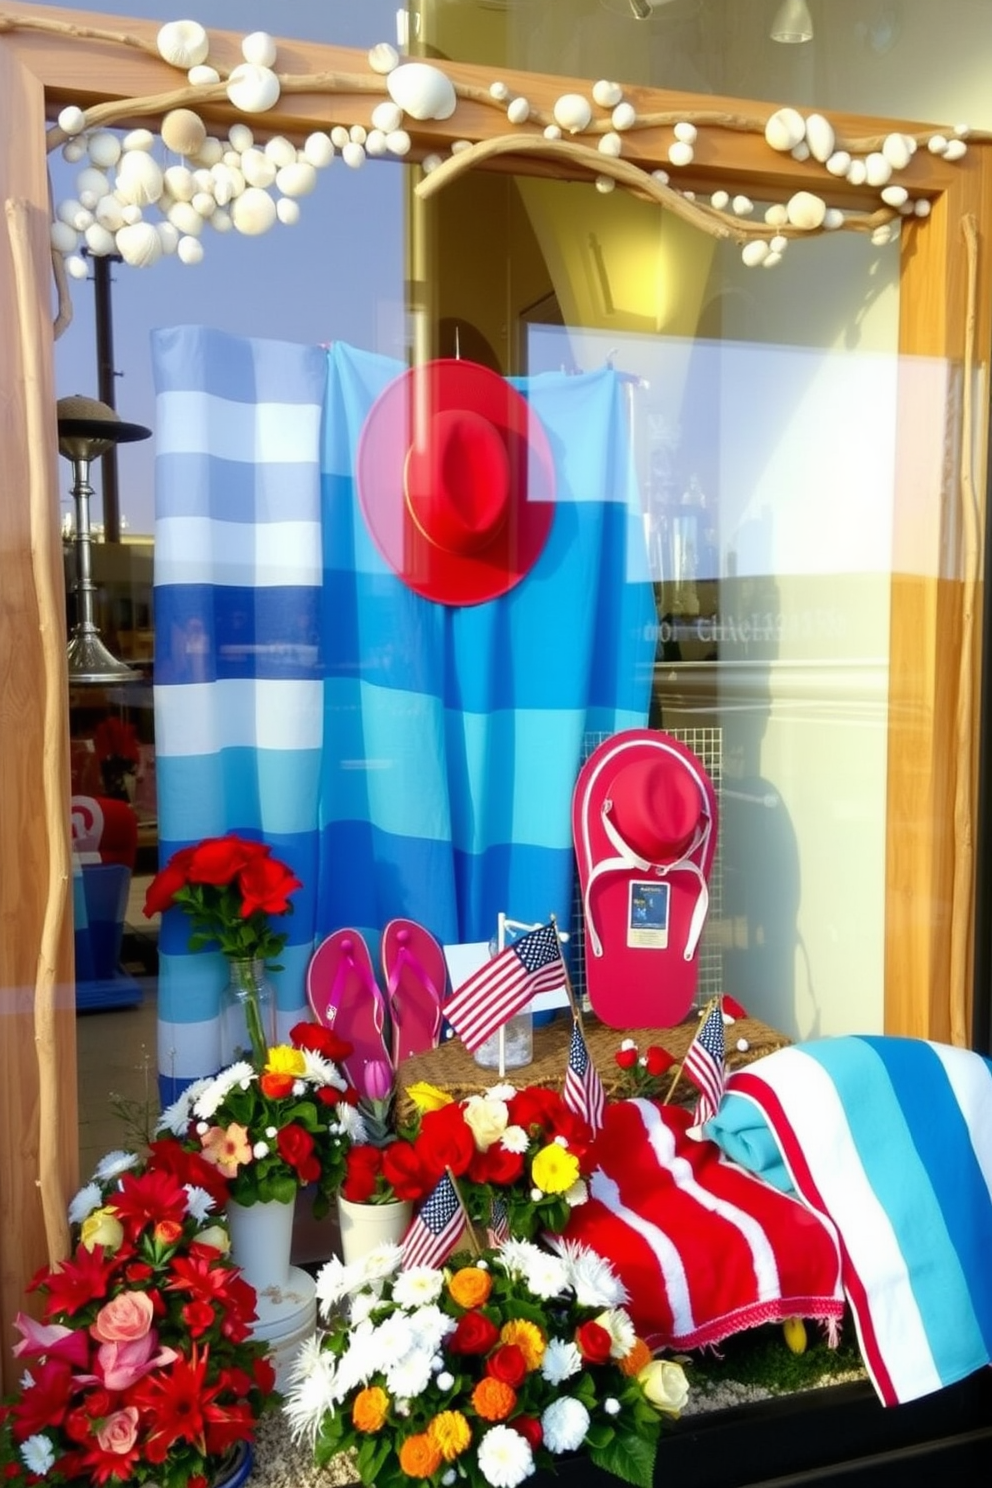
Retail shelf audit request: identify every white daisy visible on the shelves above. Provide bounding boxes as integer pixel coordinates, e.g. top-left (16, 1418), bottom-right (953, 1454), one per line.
top-left (156, 1077), bottom-right (212, 1136)
top-left (406, 1303), bottom-right (457, 1355)
top-left (93, 1149), bottom-right (140, 1181)
top-left (564, 1179), bottom-right (588, 1207)
top-left (554, 1239), bottom-right (629, 1308)
top-left (539, 1337), bottom-right (582, 1385)
top-left (477, 1424), bottom-right (534, 1488)
top-left (335, 1104), bottom-right (369, 1143)
top-left (283, 1338), bottom-right (339, 1446)
top-left (385, 1346), bottom-right (434, 1399)
top-left (485, 1082), bottom-right (518, 1102)
top-left (541, 1396), bottom-right (590, 1454)
top-left (300, 1047), bottom-right (349, 1091)
top-left (334, 1324), bottom-right (382, 1397)
top-left (20, 1434), bottom-right (55, 1476)
top-left (357, 1242), bottom-right (402, 1286)
top-left (596, 1307), bottom-right (637, 1359)
top-left (392, 1266), bottom-right (444, 1309)
top-left (67, 1181), bottom-right (102, 1226)
top-left (314, 1255), bottom-right (365, 1315)
top-left (192, 1062), bottom-right (255, 1119)
top-left (182, 1184), bottom-right (215, 1221)
top-left (372, 1311), bottom-right (414, 1361)
top-left (494, 1238), bottom-right (545, 1281)
top-left (349, 1290), bottom-right (380, 1325)
top-left (499, 1124), bottom-right (529, 1154)
top-left (521, 1250), bottom-right (569, 1301)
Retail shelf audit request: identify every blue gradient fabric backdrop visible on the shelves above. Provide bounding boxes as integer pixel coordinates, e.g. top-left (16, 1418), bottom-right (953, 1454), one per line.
top-left (151, 325), bottom-right (654, 1100)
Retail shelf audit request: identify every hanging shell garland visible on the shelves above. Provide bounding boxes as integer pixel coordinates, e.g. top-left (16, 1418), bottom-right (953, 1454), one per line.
top-left (156, 19), bottom-right (209, 70)
top-left (386, 62), bottom-right (457, 121)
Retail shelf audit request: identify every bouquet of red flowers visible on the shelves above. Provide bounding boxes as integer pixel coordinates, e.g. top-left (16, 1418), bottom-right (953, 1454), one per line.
top-left (0, 1151), bottom-right (277, 1488)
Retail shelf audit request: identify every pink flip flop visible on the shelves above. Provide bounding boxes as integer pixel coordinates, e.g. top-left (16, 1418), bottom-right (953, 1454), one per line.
top-left (306, 929), bottom-right (391, 1091)
top-left (381, 918), bottom-right (447, 1066)
top-left (572, 729), bottom-right (718, 1029)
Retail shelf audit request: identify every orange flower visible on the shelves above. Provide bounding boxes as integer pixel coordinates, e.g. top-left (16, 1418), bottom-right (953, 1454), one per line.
top-left (619, 1338), bottom-right (653, 1377)
top-left (153, 1219), bottom-right (184, 1246)
top-left (260, 1071), bottom-right (295, 1099)
top-left (471, 1377), bottom-right (516, 1422)
top-left (427, 1410), bottom-right (471, 1461)
top-left (200, 1122), bottom-right (251, 1177)
top-left (352, 1386), bottom-right (389, 1433)
top-left (499, 1318), bottom-right (546, 1371)
top-left (448, 1266), bottom-right (492, 1309)
top-left (398, 1433), bottom-right (443, 1478)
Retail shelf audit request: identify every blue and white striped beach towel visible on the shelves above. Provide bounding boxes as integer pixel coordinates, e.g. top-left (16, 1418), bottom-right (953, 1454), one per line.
top-left (705, 1036), bottom-right (992, 1404)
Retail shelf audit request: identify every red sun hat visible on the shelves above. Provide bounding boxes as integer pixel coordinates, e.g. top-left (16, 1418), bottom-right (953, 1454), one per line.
top-left (604, 755), bottom-right (704, 865)
top-left (356, 358), bottom-right (556, 606)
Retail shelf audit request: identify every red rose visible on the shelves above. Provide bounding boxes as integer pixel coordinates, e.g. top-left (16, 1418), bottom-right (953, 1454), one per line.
top-left (143, 860), bottom-right (190, 917)
top-left (253, 1354), bottom-right (277, 1395)
top-left (237, 854), bottom-right (302, 919)
top-left (146, 1137), bottom-right (231, 1208)
top-left (181, 1300), bottom-right (218, 1337)
top-left (380, 1141), bottom-right (430, 1201)
top-left (186, 835), bottom-right (267, 886)
top-left (510, 1416), bottom-right (543, 1450)
top-left (447, 1311), bottom-right (501, 1355)
top-left (290, 1021), bottom-right (353, 1065)
top-left (343, 1146), bottom-right (382, 1202)
top-left (260, 1071), bottom-right (295, 1099)
top-left (507, 1086), bottom-right (565, 1132)
top-left (276, 1124), bottom-right (320, 1183)
top-left (614, 1047), bottom-right (638, 1070)
top-left (415, 1104), bottom-right (476, 1181)
top-left (645, 1045), bottom-right (675, 1077)
top-left (486, 1344), bottom-right (527, 1389)
top-left (575, 1320), bottom-right (613, 1364)
top-left (468, 1144), bottom-right (525, 1187)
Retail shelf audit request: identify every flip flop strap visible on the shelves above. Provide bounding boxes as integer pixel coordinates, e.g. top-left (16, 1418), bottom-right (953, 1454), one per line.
top-left (387, 942), bottom-right (443, 1038)
top-left (583, 803), bottom-right (711, 962)
top-left (323, 940), bottom-right (386, 1035)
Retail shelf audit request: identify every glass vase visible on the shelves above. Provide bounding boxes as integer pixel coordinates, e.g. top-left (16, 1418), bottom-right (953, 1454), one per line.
top-left (220, 957), bottom-right (276, 1069)
top-left (473, 1007), bottom-right (533, 1072)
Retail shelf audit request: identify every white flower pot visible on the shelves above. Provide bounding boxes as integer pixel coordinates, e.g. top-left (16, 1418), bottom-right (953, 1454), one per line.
top-left (226, 1196), bottom-right (294, 1294)
top-left (337, 1194), bottom-right (413, 1264)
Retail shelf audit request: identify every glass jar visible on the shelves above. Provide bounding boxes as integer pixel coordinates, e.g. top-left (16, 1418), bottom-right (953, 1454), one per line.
top-left (220, 957), bottom-right (276, 1069)
top-left (473, 1007), bottom-right (533, 1072)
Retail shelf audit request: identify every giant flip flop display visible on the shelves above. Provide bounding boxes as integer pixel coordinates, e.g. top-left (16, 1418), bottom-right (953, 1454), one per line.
top-left (305, 929), bottom-right (390, 1093)
top-left (381, 918), bottom-right (448, 1066)
top-left (572, 729), bottom-right (718, 1028)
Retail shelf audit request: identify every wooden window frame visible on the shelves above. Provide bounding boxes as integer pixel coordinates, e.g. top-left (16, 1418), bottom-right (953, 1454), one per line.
top-left (1, 2), bottom-right (989, 1383)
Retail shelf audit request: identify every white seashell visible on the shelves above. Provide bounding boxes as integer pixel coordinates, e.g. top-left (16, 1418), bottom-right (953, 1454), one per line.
top-left (927, 134), bottom-right (948, 155)
top-left (386, 130), bottom-right (411, 157)
top-left (120, 204), bottom-right (143, 226)
top-left (507, 97), bottom-right (530, 125)
top-left (786, 190), bottom-right (826, 230)
top-left (451, 140), bottom-right (473, 154)
top-left (711, 190), bottom-right (729, 211)
top-left (349, 125), bottom-right (368, 146)
top-left (226, 64), bottom-right (281, 115)
top-left (651, 170), bottom-right (670, 186)
top-left (342, 142), bottom-right (367, 169)
top-left (58, 106), bottom-right (87, 136)
top-left (826, 150), bottom-right (851, 177)
top-left (368, 41), bottom-right (399, 75)
top-left (762, 252), bottom-right (782, 268)
top-left (210, 164), bottom-right (238, 206)
top-left (881, 184), bottom-right (908, 208)
top-left (914, 200), bottom-right (932, 218)
top-left (228, 123), bottom-right (254, 154)
top-left (871, 224), bottom-right (894, 247)
top-left (231, 186), bottom-right (276, 235)
top-left (191, 191), bottom-right (216, 218)
top-left (944, 139), bottom-right (968, 161)
top-left (732, 195), bottom-right (754, 216)
top-left (770, 234), bottom-right (788, 254)
top-left (790, 141), bottom-right (810, 162)
top-left (593, 80), bottom-right (623, 109)
top-left (76, 166), bottom-right (110, 201)
top-left (764, 203), bottom-right (789, 226)
top-left (668, 141), bottom-right (694, 167)
top-left (167, 200), bottom-right (203, 236)
top-left (823, 208), bottom-right (845, 230)
top-left (115, 152), bottom-right (164, 206)
top-left (954, 122), bottom-right (971, 137)
top-left (613, 103), bottom-right (637, 132)
top-left (66, 255), bottom-right (89, 281)
top-left (163, 165), bottom-right (195, 201)
top-left (72, 206), bottom-right (94, 231)
top-left (62, 141), bottom-right (86, 163)
top-left (330, 126), bottom-right (350, 149)
top-left (673, 121), bottom-right (697, 145)
top-left (865, 152), bottom-right (892, 186)
top-left (544, 124), bottom-right (562, 141)
top-left (78, 187), bottom-right (100, 210)
top-left (881, 132), bottom-right (912, 171)
top-left (553, 93), bottom-right (592, 134)
top-left (489, 81), bottom-right (510, 102)
top-left (599, 133), bottom-right (622, 158)
top-left (264, 136), bottom-right (297, 168)
top-left (846, 158), bottom-right (868, 185)
top-left (192, 168), bottom-right (214, 191)
top-left (56, 195), bottom-right (81, 226)
top-left (387, 62), bottom-right (457, 121)
top-left (736, 1038), bottom-right (750, 1054)
top-left (187, 64), bottom-right (220, 86)
top-left (275, 162), bottom-right (317, 197)
top-left (421, 153), bottom-right (444, 174)
top-left (162, 108), bottom-right (207, 158)
top-left (223, 150), bottom-right (242, 169)
top-left (365, 130), bottom-right (388, 158)
top-left (241, 149), bottom-right (277, 188)
top-left (242, 31), bottom-right (277, 68)
top-left (87, 132), bottom-right (121, 169)
top-left (595, 175), bottom-right (616, 195)
top-left (50, 220), bottom-right (78, 254)
top-left (764, 106), bottom-right (805, 153)
top-left (742, 240), bottom-right (770, 267)
top-left (194, 137), bottom-right (224, 168)
top-left (304, 133), bottom-right (335, 168)
top-left (210, 206), bottom-right (232, 232)
top-left (122, 129), bottom-right (154, 153)
top-left (177, 235), bottom-right (203, 264)
top-left (805, 113), bottom-right (835, 163)
top-left (683, 191), bottom-right (696, 202)
top-left (372, 101), bottom-right (404, 134)
top-left (157, 20), bottom-right (209, 70)
top-left (277, 197), bottom-right (300, 226)
top-left (158, 221), bottom-right (180, 254)
top-left (115, 220), bottom-right (162, 266)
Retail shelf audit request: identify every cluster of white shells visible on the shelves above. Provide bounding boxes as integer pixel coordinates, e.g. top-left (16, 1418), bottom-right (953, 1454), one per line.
top-left (47, 16), bottom-right (972, 281)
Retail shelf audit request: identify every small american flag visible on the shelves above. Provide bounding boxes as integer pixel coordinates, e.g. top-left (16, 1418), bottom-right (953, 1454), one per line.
top-left (488, 1194), bottom-right (510, 1245)
top-left (400, 1171), bottom-right (464, 1270)
top-left (445, 922), bottom-right (567, 1052)
top-left (683, 1001), bottom-right (726, 1126)
top-left (563, 1020), bottom-right (605, 1133)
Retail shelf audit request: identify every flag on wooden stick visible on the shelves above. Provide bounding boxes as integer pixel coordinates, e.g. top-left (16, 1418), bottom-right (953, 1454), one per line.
top-left (563, 1019), bottom-right (606, 1133)
top-left (683, 1000), bottom-right (726, 1125)
top-left (400, 1171), bottom-right (465, 1270)
top-left (445, 921), bottom-right (567, 1052)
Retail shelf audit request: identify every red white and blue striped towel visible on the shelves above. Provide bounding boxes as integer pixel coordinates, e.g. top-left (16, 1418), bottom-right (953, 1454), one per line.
top-left (705, 1036), bottom-right (992, 1405)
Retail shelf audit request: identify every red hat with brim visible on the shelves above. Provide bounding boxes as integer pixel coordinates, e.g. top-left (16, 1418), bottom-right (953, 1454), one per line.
top-left (356, 358), bottom-right (556, 607)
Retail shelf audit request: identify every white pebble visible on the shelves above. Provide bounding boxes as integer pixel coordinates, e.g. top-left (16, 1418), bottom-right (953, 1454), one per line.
top-left (710, 190), bottom-right (729, 211)
top-left (914, 199), bottom-right (932, 218)
top-left (58, 106), bottom-right (86, 137)
top-left (595, 175), bottom-right (616, 194)
top-left (742, 240), bottom-right (769, 267)
top-left (342, 142), bottom-right (367, 169)
top-left (736, 1038), bottom-right (750, 1053)
top-left (177, 234), bottom-right (204, 264)
top-left (613, 102), bottom-right (637, 132)
top-left (880, 184), bottom-right (908, 208)
top-left (764, 202), bottom-right (789, 227)
top-left (674, 120), bottom-right (697, 145)
top-left (732, 194), bottom-right (754, 216)
top-left (543, 125), bottom-right (562, 141)
top-left (599, 133), bottom-right (623, 158)
top-left (489, 81), bottom-right (510, 102)
top-left (944, 139), bottom-right (968, 161)
top-left (507, 97), bottom-right (530, 125)
top-left (592, 80), bottom-right (623, 109)
top-left (66, 254), bottom-right (89, 280)
top-left (668, 141), bottom-right (694, 167)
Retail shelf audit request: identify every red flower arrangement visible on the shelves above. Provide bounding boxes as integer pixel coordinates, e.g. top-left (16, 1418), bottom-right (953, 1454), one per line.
top-left (0, 1152), bottom-right (277, 1488)
top-left (612, 1038), bottom-right (678, 1100)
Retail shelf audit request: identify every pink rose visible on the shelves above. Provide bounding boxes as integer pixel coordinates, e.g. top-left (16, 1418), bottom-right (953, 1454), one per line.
top-left (96, 1407), bottom-right (139, 1455)
top-left (90, 1290), bottom-right (154, 1343)
top-left (95, 1332), bottom-right (177, 1392)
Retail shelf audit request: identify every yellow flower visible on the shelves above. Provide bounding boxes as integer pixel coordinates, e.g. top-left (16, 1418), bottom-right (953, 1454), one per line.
top-left (195, 1224), bottom-right (231, 1255)
top-left (200, 1122), bottom-right (252, 1177)
top-left (265, 1045), bottom-right (306, 1077)
top-left (427, 1411), bottom-right (472, 1461)
top-left (637, 1359), bottom-right (690, 1416)
top-left (499, 1318), bottom-right (546, 1370)
top-left (353, 1386), bottom-right (390, 1433)
top-left (406, 1082), bottom-right (453, 1114)
top-left (530, 1142), bottom-right (580, 1195)
top-left (80, 1206), bottom-right (124, 1254)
